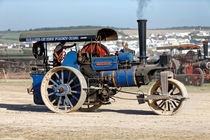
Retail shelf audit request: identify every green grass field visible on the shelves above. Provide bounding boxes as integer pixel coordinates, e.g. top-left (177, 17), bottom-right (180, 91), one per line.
top-left (0, 31), bottom-right (20, 44)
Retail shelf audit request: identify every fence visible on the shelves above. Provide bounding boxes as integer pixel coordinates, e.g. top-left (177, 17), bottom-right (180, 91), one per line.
top-left (0, 69), bottom-right (30, 81)
top-left (0, 68), bottom-right (7, 82)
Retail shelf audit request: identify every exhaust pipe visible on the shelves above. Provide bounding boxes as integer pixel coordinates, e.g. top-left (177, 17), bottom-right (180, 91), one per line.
top-left (203, 41), bottom-right (208, 59)
top-left (137, 19), bottom-right (147, 64)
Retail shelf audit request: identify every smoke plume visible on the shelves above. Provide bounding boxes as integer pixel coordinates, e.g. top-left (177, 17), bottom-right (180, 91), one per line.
top-left (136, 0), bottom-right (151, 19)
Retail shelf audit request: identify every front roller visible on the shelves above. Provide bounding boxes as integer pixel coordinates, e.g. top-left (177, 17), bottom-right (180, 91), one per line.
top-left (41, 66), bottom-right (87, 113)
top-left (147, 79), bottom-right (188, 115)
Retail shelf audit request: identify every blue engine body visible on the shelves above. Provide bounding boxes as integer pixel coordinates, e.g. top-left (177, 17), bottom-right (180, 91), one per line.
top-left (118, 52), bottom-right (134, 64)
top-left (91, 57), bottom-right (118, 71)
top-left (31, 74), bottom-right (45, 104)
top-left (31, 51), bottom-right (136, 105)
top-left (101, 66), bottom-right (137, 87)
top-left (62, 51), bottom-right (79, 69)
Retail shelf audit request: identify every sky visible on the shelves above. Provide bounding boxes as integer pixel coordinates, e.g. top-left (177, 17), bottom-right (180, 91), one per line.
top-left (0, 0), bottom-right (210, 30)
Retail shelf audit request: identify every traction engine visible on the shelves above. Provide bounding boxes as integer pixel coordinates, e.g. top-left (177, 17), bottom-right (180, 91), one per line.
top-left (170, 42), bottom-right (210, 86)
top-left (19, 20), bottom-right (189, 115)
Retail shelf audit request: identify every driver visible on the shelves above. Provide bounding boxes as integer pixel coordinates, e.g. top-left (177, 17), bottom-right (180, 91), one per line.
top-left (120, 41), bottom-right (135, 54)
top-left (53, 41), bottom-right (76, 66)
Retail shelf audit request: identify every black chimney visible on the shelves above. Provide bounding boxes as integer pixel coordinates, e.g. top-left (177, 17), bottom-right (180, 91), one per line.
top-left (137, 19), bottom-right (147, 64)
top-left (203, 41), bottom-right (208, 58)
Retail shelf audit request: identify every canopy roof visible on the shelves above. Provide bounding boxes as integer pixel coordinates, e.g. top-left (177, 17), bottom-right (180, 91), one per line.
top-left (19, 28), bottom-right (118, 42)
top-left (157, 44), bottom-right (200, 50)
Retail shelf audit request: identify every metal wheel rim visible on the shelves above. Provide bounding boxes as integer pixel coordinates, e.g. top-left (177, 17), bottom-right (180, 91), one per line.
top-left (41, 66), bottom-right (87, 113)
top-left (148, 79), bottom-right (188, 115)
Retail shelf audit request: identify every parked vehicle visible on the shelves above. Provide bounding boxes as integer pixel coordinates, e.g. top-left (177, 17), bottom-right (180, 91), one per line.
top-left (157, 43), bottom-right (210, 86)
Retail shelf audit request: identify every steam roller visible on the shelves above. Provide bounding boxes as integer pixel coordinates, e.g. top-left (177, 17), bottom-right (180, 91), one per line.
top-left (19, 19), bottom-right (188, 115)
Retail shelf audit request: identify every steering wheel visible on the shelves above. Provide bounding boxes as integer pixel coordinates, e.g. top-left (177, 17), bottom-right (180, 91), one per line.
top-left (58, 51), bottom-right (66, 63)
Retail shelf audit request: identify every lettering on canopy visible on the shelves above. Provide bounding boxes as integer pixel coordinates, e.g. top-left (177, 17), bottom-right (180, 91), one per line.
top-left (25, 35), bottom-right (95, 42)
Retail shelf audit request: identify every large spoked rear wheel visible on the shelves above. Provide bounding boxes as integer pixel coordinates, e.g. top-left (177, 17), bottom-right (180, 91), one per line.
top-left (148, 79), bottom-right (188, 115)
top-left (41, 66), bottom-right (87, 113)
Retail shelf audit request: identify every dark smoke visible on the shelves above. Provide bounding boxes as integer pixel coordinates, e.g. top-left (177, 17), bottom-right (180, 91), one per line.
top-left (136, 0), bottom-right (151, 19)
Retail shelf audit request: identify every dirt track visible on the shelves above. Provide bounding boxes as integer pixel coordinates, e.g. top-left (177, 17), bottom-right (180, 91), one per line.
top-left (0, 80), bottom-right (210, 140)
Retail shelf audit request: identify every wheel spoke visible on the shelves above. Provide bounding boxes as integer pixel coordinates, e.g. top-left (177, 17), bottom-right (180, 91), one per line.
top-left (167, 101), bottom-right (171, 111)
top-left (171, 100), bottom-right (178, 108)
top-left (55, 72), bottom-right (60, 80)
top-left (65, 95), bottom-right (73, 108)
top-left (51, 99), bottom-right (56, 104)
top-left (70, 90), bottom-right (80, 94)
top-left (158, 100), bottom-right (164, 107)
top-left (63, 99), bottom-right (68, 111)
top-left (71, 94), bottom-right (78, 101)
top-left (174, 99), bottom-right (181, 104)
top-left (168, 100), bottom-right (174, 109)
top-left (48, 85), bottom-right (55, 89)
top-left (71, 83), bottom-right (80, 89)
top-left (169, 87), bottom-right (176, 95)
top-left (67, 71), bottom-right (72, 83)
top-left (57, 96), bottom-right (62, 109)
top-left (159, 101), bottom-right (165, 109)
top-left (173, 92), bottom-right (181, 96)
top-left (48, 92), bottom-right (55, 96)
top-left (68, 76), bottom-right (77, 85)
top-left (173, 92), bottom-right (181, 95)
top-left (61, 70), bottom-right (64, 84)
top-left (50, 79), bottom-right (58, 86)
top-left (54, 72), bottom-right (63, 84)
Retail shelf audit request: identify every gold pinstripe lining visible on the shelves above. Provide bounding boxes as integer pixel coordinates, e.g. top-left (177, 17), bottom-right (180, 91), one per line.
top-left (112, 71), bottom-right (117, 87)
top-left (133, 66), bottom-right (137, 86)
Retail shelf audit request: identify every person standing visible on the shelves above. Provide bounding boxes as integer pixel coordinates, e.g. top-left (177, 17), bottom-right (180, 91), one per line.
top-left (120, 41), bottom-right (135, 54)
top-left (53, 41), bottom-right (76, 66)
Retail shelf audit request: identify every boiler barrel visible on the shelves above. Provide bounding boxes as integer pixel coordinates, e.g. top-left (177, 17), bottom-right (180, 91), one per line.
top-left (101, 66), bottom-right (137, 87)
